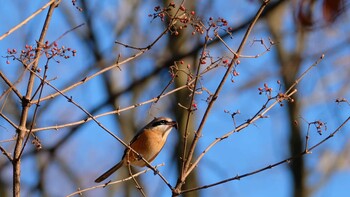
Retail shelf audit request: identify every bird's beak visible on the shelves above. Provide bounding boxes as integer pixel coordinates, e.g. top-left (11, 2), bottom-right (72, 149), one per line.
top-left (170, 121), bottom-right (178, 130)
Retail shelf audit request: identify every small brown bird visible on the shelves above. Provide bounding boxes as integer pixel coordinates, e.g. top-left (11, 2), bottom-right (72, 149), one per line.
top-left (95, 117), bottom-right (177, 183)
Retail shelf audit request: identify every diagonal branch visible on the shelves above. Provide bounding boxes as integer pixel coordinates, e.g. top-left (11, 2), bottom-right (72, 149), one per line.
top-left (65, 164), bottom-right (165, 197)
top-left (180, 115), bottom-right (350, 194)
top-left (184, 53), bottom-right (324, 179)
top-left (0, 0), bottom-right (56, 41)
top-left (182, 0), bottom-right (271, 185)
top-left (34, 7), bottom-right (187, 104)
top-left (0, 145), bottom-right (13, 161)
top-left (0, 112), bottom-right (19, 129)
top-left (0, 71), bottom-right (23, 99)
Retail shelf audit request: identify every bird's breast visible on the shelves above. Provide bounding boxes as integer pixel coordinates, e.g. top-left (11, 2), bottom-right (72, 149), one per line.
top-left (128, 129), bottom-right (166, 166)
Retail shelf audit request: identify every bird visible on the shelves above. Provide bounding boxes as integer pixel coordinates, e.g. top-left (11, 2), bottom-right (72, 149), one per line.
top-left (95, 117), bottom-right (178, 183)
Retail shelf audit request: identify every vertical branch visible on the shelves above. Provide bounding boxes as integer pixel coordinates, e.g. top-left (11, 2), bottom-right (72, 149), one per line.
top-left (177, 28), bottom-right (210, 185)
top-left (12, 1), bottom-right (60, 196)
top-left (177, 1), bottom-right (271, 192)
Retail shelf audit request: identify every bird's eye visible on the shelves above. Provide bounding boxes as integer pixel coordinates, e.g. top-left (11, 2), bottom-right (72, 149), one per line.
top-left (159, 120), bottom-right (167, 124)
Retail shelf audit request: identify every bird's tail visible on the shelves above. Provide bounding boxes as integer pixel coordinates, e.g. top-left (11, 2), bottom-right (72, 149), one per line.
top-left (95, 161), bottom-right (123, 183)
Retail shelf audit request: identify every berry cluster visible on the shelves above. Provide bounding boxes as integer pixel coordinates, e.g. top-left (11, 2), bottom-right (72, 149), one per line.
top-left (258, 83), bottom-right (273, 96)
top-left (149, 2), bottom-right (204, 36)
top-left (209, 17), bottom-right (233, 38)
top-left (5, 41), bottom-right (76, 66)
top-left (43, 41), bottom-right (77, 62)
top-left (310, 120), bottom-right (327, 135)
top-left (6, 44), bottom-right (36, 64)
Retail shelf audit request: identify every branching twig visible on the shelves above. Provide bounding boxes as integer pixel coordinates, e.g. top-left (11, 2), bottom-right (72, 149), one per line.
top-left (178, 22), bottom-right (211, 186)
top-left (36, 4), bottom-right (187, 104)
top-left (180, 115), bottom-right (350, 194)
top-left (19, 60), bottom-right (50, 157)
top-left (29, 79), bottom-right (193, 133)
top-left (0, 72), bottom-right (23, 99)
top-left (33, 50), bottom-right (146, 103)
top-left (128, 163), bottom-right (146, 197)
top-left (285, 54), bottom-right (325, 95)
top-left (65, 164), bottom-right (164, 197)
top-left (216, 33), bottom-right (274, 59)
top-left (12, 1), bottom-right (61, 196)
top-left (0, 145), bottom-right (13, 161)
top-left (184, 89), bottom-right (297, 179)
top-left (27, 53), bottom-right (223, 133)
top-left (21, 62), bottom-right (174, 189)
top-left (0, 112), bottom-right (19, 129)
top-left (175, 1), bottom-right (271, 193)
top-left (183, 53), bottom-right (324, 179)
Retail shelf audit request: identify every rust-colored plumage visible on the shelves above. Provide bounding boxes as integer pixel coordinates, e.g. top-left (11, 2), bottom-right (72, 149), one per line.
top-left (95, 117), bottom-right (177, 183)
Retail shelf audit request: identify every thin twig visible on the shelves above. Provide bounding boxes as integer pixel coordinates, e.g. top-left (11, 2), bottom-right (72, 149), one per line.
top-left (184, 89), bottom-right (297, 178)
top-left (0, 0), bottom-right (56, 41)
top-left (215, 33), bottom-right (239, 57)
top-left (29, 80), bottom-right (193, 132)
top-left (36, 6), bottom-right (185, 104)
top-left (216, 33), bottom-right (273, 59)
top-left (25, 64), bottom-right (174, 189)
top-left (183, 52), bottom-right (323, 177)
top-left (305, 123), bottom-right (311, 153)
top-left (0, 137), bottom-right (17, 143)
top-left (178, 24), bottom-right (211, 185)
top-left (0, 145), bottom-right (13, 161)
top-left (32, 49), bottom-right (147, 103)
top-left (180, 0), bottom-right (271, 188)
top-left (48, 23), bottom-right (85, 47)
top-left (285, 54), bottom-right (325, 95)
top-left (180, 115), bottom-right (350, 194)
top-left (128, 164), bottom-right (146, 197)
top-left (27, 46), bottom-right (222, 133)
top-left (154, 77), bottom-right (175, 103)
top-left (65, 164), bottom-right (164, 197)
top-left (0, 72), bottom-right (23, 99)
top-left (0, 112), bottom-right (19, 129)
top-left (19, 60), bottom-right (50, 157)
top-left (28, 54), bottom-right (222, 133)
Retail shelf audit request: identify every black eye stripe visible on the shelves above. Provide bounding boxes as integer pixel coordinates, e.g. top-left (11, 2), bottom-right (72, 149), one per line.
top-left (152, 120), bottom-right (168, 127)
